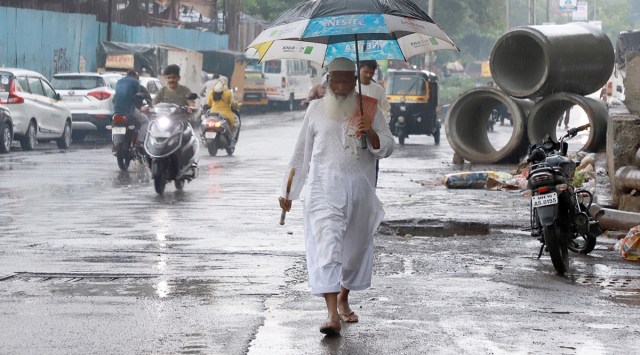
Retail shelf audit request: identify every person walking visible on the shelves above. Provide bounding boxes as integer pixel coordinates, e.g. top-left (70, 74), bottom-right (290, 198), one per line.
top-left (278, 58), bottom-right (394, 336)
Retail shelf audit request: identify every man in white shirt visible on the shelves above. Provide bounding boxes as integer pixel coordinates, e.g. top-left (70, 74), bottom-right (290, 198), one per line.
top-left (357, 60), bottom-right (391, 185)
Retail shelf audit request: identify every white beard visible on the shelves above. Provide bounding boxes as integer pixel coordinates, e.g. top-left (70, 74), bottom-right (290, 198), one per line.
top-left (324, 88), bottom-right (357, 121)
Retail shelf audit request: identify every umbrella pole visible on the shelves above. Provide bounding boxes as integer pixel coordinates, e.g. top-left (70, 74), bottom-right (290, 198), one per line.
top-left (355, 34), bottom-right (367, 149)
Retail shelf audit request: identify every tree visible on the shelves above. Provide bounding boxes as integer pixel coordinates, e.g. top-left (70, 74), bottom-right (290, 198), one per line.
top-left (242, 0), bottom-right (301, 22)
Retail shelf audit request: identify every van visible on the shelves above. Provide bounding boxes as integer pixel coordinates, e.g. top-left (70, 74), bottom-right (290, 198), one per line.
top-left (262, 59), bottom-right (313, 110)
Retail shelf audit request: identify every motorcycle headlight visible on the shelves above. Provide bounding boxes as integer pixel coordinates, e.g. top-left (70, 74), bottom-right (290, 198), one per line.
top-left (158, 117), bottom-right (171, 130)
top-left (397, 116), bottom-right (406, 123)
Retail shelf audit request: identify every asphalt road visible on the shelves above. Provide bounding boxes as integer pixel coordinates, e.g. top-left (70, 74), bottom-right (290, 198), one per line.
top-left (0, 109), bottom-right (638, 354)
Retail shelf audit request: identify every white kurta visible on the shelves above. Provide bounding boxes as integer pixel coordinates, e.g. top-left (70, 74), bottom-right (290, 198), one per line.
top-left (282, 97), bottom-right (394, 296)
top-left (357, 81), bottom-right (392, 123)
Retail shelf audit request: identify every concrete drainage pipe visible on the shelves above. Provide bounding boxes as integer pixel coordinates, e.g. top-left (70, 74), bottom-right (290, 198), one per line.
top-left (490, 23), bottom-right (614, 98)
top-left (445, 88), bottom-right (533, 164)
top-left (528, 93), bottom-right (608, 152)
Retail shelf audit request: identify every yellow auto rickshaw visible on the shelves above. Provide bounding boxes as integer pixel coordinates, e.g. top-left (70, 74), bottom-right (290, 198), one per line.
top-left (385, 69), bottom-right (439, 145)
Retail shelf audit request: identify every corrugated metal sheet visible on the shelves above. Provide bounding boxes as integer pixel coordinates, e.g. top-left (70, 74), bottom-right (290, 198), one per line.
top-left (0, 7), bottom-right (228, 79)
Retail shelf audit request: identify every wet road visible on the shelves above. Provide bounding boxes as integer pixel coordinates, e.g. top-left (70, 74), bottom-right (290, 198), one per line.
top-left (0, 110), bottom-right (638, 354)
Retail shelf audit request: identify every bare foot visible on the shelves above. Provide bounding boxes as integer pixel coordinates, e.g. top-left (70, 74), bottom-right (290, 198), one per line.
top-left (319, 317), bottom-right (341, 336)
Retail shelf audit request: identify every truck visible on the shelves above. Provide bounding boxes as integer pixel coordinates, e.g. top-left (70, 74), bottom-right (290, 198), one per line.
top-left (96, 41), bottom-right (203, 94)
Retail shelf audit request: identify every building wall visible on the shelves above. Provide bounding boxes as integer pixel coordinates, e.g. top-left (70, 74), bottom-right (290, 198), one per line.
top-left (0, 7), bottom-right (228, 79)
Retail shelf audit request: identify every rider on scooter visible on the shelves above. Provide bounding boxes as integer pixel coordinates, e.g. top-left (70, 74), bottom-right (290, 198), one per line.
top-left (152, 64), bottom-right (195, 119)
top-left (113, 70), bottom-right (149, 150)
top-left (206, 80), bottom-right (240, 147)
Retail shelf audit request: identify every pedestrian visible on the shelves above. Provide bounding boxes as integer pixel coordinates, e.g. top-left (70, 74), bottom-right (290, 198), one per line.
top-left (301, 73), bottom-right (328, 108)
top-left (356, 60), bottom-right (391, 186)
top-left (557, 107), bottom-right (571, 130)
top-left (199, 73), bottom-right (220, 98)
top-left (278, 57), bottom-right (395, 336)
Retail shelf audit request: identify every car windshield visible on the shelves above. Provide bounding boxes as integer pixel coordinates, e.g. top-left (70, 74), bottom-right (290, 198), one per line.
top-left (386, 75), bottom-right (427, 96)
top-left (0, 72), bottom-right (12, 92)
top-left (51, 76), bottom-right (105, 90)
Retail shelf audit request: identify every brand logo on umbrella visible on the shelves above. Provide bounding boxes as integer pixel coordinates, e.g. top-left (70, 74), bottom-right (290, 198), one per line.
top-left (300, 46), bottom-right (314, 55)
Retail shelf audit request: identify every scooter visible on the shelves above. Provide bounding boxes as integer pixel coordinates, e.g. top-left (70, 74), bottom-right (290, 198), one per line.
top-left (199, 106), bottom-right (241, 156)
top-left (109, 113), bottom-right (145, 171)
top-left (525, 123), bottom-right (602, 274)
top-left (144, 97), bottom-right (200, 195)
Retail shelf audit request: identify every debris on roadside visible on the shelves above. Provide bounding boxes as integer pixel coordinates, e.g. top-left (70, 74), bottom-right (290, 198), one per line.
top-left (442, 171), bottom-right (513, 189)
top-left (614, 225), bottom-right (640, 262)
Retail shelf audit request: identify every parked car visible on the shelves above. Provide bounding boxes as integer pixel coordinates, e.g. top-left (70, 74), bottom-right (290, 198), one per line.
top-left (0, 68), bottom-right (72, 150)
top-left (138, 76), bottom-right (164, 101)
top-left (50, 72), bottom-right (122, 142)
top-left (0, 104), bottom-right (12, 153)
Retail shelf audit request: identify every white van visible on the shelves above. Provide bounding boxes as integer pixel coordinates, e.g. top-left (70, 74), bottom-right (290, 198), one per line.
top-left (262, 59), bottom-right (313, 110)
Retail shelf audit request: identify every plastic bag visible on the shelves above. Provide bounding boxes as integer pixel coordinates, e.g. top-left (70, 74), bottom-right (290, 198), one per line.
top-left (618, 225), bottom-right (640, 262)
top-left (442, 171), bottom-right (513, 189)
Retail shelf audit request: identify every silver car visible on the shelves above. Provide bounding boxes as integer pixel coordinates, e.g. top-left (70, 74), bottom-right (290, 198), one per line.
top-left (0, 68), bottom-right (72, 150)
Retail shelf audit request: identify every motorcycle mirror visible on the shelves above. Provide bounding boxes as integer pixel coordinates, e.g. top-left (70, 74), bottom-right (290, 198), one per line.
top-left (186, 93), bottom-right (198, 100)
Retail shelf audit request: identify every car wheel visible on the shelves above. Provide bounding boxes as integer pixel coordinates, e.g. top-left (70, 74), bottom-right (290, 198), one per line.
top-left (0, 121), bottom-right (11, 153)
top-left (57, 121), bottom-right (72, 149)
top-left (20, 121), bottom-right (37, 151)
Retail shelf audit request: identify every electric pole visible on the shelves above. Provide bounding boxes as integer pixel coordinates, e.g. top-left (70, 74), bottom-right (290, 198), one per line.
top-left (529, 0), bottom-right (536, 25)
top-left (506, 0), bottom-right (510, 31)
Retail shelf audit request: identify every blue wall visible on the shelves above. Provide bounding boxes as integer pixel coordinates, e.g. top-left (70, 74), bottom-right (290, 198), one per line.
top-left (0, 7), bottom-right (228, 79)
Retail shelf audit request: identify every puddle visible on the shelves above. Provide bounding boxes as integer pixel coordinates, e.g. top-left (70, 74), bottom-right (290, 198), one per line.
top-left (573, 275), bottom-right (640, 305)
top-left (379, 219), bottom-right (491, 237)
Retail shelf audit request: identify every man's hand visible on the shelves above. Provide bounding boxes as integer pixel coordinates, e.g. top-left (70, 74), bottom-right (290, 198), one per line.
top-left (140, 106), bottom-right (149, 113)
top-left (357, 114), bottom-right (375, 137)
top-left (278, 196), bottom-right (292, 212)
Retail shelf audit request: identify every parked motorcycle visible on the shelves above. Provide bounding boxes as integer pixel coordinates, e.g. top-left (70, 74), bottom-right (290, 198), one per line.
top-left (145, 98), bottom-right (199, 195)
top-left (109, 113), bottom-right (145, 171)
top-left (525, 123), bottom-right (602, 274)
top-left (199, 106), bottom-right (241, 156)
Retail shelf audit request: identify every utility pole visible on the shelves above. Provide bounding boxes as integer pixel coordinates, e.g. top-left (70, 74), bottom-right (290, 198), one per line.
top-left (506, 0), bottom-right (510, 31)
top-left (593, 0), bottom-right (598, 20)
top-left (428, 0), bottom-right (434, 17)
top-left (107, 0), bottom-right (113, 41)
top-left (546, 0), bottom-right (550, 23)
top-left (529, 0), bottom-right (536, 25)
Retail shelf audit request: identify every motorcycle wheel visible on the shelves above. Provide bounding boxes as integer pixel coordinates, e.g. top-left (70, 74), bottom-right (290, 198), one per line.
top-left (154, 177), bottom-right (166, 195)
top-left (568, 233), bottom-right (597, 255)
top-left (116, 148), bottom-right (131, 171)
top-left (544, 225), bottom-right (569, 274)
top-left (174, 179), bottom-right (185, 190)
top-left (398, 129), bottom-right (405, 146)
top-left (226, 147), bottom-right (235, 156)
top-left (207, 141), bottom-right (218, 156)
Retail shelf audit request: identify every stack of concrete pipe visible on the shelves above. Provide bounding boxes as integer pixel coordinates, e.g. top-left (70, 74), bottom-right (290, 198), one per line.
top-left (446, 23), bottom-right (614, 164)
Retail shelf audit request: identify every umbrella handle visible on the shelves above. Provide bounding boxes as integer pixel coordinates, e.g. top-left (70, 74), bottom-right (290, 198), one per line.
top-left (361, 134), bottom-right (367, 149)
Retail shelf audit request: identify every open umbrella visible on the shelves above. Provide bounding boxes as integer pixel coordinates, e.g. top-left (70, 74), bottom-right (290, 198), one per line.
top-left (246, 0), bottom-right (458, 147)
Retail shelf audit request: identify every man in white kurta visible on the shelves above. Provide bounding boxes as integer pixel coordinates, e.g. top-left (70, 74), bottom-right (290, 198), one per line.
top-left (279, 58), bottom-right (394, 336)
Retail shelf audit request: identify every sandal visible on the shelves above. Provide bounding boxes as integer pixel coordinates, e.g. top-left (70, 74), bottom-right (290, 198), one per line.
top-left (338, 311), bottom-right (359, 323)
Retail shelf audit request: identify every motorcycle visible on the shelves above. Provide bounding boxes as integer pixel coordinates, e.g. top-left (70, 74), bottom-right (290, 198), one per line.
top-left (144, 97), bottom-right (200, 195)
top-left (109, 113), bottom-right (145, 171)
top-left (525, 123), bottom-right (602, 274)
top-left (199, 106), bottom-right (241, 156)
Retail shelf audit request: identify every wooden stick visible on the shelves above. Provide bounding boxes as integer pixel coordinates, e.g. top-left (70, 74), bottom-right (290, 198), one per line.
top-left (280, 167), bottom-right (296, 225)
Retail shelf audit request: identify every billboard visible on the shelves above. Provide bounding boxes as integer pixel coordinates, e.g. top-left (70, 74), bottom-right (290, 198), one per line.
top-left (559, 0), bottom-right (578, 12)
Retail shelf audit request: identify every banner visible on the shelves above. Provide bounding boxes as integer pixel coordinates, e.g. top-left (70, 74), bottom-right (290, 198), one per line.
top-left (559, 0), bottom-right (578, 12)
top-left (572, 1), bottom-right (589, 21)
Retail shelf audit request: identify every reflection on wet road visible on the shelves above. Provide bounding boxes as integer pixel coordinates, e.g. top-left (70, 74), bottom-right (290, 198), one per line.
top-left (0, 110), bottom-right (638, 354)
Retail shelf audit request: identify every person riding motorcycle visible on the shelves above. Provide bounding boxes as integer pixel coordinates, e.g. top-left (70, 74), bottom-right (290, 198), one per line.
top-left (152, 64), bottom-right (195, 119)
top-left (113, 70), bottom-right (149, 150)
top-left (206, 79), bottom-right (240, 147)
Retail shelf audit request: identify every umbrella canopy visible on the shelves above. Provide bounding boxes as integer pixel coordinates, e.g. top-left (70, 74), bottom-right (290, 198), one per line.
top-left (246, 0), bottom-right (458, 66)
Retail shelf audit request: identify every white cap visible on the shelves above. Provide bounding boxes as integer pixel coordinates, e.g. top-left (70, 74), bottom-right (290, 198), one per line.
top-left (328, 57), bottom-right (355, 72)
top-left (213, 80), bottom-right (224, 93)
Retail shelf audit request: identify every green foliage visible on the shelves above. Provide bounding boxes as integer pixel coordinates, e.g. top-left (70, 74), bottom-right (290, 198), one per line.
top-left (243, 0), bottom-right (302, 22)
top-left (438, 75), bottom-right (477, 105)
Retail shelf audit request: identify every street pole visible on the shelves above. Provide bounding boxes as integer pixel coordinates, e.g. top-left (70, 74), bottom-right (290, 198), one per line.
top-left (428, 0), bottom-right (434, 71)
top-left (546, 0), bottom-right (550, 23)
top-left (529, 0), bottom-right (536, 25)
top-left (593, 0), bottom-right (598, 20)
top-left (506, 0), bottom-right (510, 31)
top-left (107, 0), bottom-right (113, 41)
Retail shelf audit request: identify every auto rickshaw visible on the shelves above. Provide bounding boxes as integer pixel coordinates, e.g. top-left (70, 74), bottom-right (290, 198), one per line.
top-left (385, 69), bottom-right (439, 145)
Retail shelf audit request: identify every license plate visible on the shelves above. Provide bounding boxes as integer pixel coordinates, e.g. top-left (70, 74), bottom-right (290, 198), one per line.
top-left (205, 132), bottom-right (216, 139)
top-left (154, 131), bottom-right (172, 138)
top-left (111, 127), bottom-right (126, 135)
top-left (63, 96), bottom-right (82, 103)
top-left (532, 192), bottom-right (558, 208)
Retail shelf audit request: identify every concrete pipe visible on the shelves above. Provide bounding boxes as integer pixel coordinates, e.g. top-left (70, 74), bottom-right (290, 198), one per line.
top-left (616, 166), bottom-right (640, 192)
top-left (528, 93), bottom-right (608, 152)
top-left (590, 204), bottom-right (640, 232)
top-left (490, 23), bottom-right (614, 98)
top-left (445, 88), bottom-right (533, 164)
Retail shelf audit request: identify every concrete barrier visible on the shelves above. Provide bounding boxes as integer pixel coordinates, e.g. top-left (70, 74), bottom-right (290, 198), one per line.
top-left (528, 93), bottom-right (608, 152)
top-left (490, 23), bottom-right (614, 99)
top-left (445, 88), bottom-right (533, 164)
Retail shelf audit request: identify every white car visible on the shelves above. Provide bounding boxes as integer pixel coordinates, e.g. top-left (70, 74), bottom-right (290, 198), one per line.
top-left (50, 72), bottom-right (122, 142)
top-left (139, 76), bottom-right (164, 101)
top-left (0, 68), bottom-right (72, 150)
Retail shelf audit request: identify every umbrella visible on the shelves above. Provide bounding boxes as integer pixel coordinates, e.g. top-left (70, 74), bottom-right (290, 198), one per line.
top-left (246, 0), bottom-right (458, 147)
